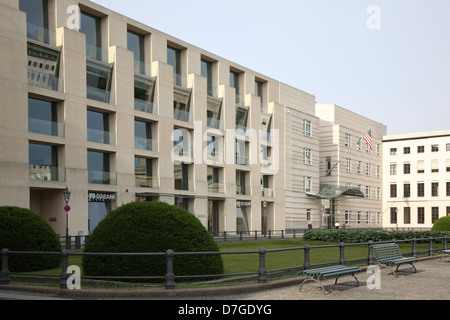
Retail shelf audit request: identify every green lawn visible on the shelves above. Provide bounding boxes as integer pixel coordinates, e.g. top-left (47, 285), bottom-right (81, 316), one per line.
top-left (12, 238), bottom-right (437, 288)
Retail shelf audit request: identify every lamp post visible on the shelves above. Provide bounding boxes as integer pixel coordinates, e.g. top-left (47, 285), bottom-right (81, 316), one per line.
top-left (63, 187), bottom-right (71, 249)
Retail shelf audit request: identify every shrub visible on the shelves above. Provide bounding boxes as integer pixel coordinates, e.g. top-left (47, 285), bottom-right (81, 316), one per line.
top-left (432, 216), bottom-right (450, 232)
top-left (82, 202), bottom-right (224, 283)
top-left (0, 206), bottom-right (61, 272)
top-left (303, 229), bottom-right (450, 243)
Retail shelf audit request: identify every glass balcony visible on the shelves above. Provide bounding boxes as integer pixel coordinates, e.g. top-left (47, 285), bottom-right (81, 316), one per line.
top-left (29, 117), bottom-right (64, 137)
top-left (261, 188), bottom-right (275, 198)
top-left (135, 176), bottom-right (159, 188)
top-left (135, 137), bottom-right (157, 151)
top-left (236, 154), bottom-right (249, 166)
top-left (86, 43), bottom-right (109, 64)
top-left (29, 165), bottom-right (65, 182)
top-left (87, 128), bottom-right (116, 145)
top-left (174, 73), bottom-right (187, 88)
top-left (208, 183), bottom-right (225, 194)
top-left (27, 70), bottom-right (62, 92)
top-left (174, 108), bottom-right (192, 123)
top-left (26, 22), bottom-right (56, 46)
top-left (207, 117), bottom-right (223, 130)
top-left (88, 171), bottom-right (117, 185)
top-left (236, 185), bottom-right (250, 196)
top-left (86, 59), bottom-right (114, 104)
top-left (135, 99), bottom-right (156, 114)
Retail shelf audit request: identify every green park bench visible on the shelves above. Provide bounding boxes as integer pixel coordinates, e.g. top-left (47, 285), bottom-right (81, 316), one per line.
top-left (371, 243), bottom-right (418, 277)
top-left (439, 249), bottom-right (450, 262)
top-left (297, 265), bottom-right (362, 293)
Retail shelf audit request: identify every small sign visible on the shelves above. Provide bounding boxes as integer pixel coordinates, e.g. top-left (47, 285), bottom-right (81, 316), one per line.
top-left (64, 205), bottom-right (71, 213)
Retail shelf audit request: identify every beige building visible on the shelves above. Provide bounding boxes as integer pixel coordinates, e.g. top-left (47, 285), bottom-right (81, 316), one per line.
top-left (314, 104), bottom-right (386, 229)
top-left (383, 130), bottom-right (450, 230)
top-left (0, 0), bottom-right (326, 237)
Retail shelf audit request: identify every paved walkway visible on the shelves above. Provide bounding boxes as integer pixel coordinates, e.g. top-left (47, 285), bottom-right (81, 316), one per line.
top-left (0, 257), bottom-right (448, 300)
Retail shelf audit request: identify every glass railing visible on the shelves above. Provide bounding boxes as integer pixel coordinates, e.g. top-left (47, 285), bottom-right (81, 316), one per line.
top-left (208, 183), bottom-right (225, 194)
top-left (86, 84), bottom-right (114, 104)
top-left (174, 73), bottom-right (187, 88)
top-left (27, 69), bottom-right (62, 92)
top-left (29, 117), bottom-right (64, 137)
top-left (135, 137), bottom-right (157, 151)
top-left (207, 117), bottom-right (223, 130)
top-left (29, 165), bottom-right (65, 182)
top-left (86, 43), bottom-right (109, 64)
top-left (236, 185), bottom-right (250, 196)
top-left (236, 155), bottom-right (249, 166)
top-left (174, 108), bottom-right (192, 123)
top-left (174, 179), bottom-right (191, 191)
top-left (135, 176), bottom-right (159, 189)
top-left (87, 128), bottom-right (116, 145)
top-left (26, 22), bottom-right (57, 46)
top-left (88, 171), bottom-right (117, 185)
top-left (134, 98), bottom-right (156, 114)
top-left (261, 188), bottom-right (275, 198)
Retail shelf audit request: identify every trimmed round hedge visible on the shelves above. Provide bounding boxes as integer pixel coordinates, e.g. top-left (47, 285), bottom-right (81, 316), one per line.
top-left (432, 216), bottom-right (450, 232)
top-left (82, 202), bottom-right (224, 282)
top-left (0, 206), bottom-right (62, 272)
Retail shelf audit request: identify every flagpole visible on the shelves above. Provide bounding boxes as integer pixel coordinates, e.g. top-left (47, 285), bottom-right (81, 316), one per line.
top-left (326, 126), bottom-right (372, 176)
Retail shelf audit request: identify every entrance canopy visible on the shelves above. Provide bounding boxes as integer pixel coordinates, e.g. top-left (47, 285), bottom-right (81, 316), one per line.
top-left (306, 185), bottom-right (365, 200)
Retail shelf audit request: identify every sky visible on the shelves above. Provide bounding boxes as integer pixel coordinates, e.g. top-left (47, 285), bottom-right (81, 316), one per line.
top-left (92, 0), bottom-right (450, 135)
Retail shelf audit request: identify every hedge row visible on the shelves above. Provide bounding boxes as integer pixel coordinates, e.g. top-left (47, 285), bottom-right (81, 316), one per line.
top-left (303, 229), bottom-right (450, 243)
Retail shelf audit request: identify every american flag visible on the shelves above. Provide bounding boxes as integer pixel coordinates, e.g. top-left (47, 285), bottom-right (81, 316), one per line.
top-left (363, 129), bottom-right (373, 150)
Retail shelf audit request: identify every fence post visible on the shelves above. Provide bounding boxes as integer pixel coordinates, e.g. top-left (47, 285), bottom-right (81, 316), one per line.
top-left (60, 249), bottom-right (69, 289)
top-left (257, 248), bottom-right (267, 283)
top-left (304, 245), bottom-right (311, 270)
top-left (165, 250), bottom-right (176, 290)
top-left (223, 231), bottom-right (227, 242)
top-left (368, 241), bottom-right (374, 265)
top-left (339, 242), bottom-right (346, 265)
top-left (281, 230), bottom-right (284, 239)
top-left (0, 249), bottom-right (10, 285)
top-left (428, 237), bottom-right (434, 256)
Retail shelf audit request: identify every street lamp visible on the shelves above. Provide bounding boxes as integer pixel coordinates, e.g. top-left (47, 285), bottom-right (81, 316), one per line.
top-left (63, 187), bottom-right (71, 249)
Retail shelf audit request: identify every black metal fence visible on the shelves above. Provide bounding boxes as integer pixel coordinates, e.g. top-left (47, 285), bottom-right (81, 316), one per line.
top-left (1, 236), bottom-right (448, 290)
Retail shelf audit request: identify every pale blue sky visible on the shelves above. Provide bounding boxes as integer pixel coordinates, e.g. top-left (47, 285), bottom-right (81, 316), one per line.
top-left (92, 0), bottom-right (450, 135)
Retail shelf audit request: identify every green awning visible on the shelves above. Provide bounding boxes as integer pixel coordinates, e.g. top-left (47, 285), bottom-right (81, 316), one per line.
top-left (306, 185), bottom-right (365, 200)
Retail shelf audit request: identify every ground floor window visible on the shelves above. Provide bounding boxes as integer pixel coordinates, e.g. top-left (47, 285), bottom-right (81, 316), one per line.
top-left (88, 192), bottom-right (116, 234)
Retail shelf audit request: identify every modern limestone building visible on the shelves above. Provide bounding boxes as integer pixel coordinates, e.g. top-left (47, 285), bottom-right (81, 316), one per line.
top-left (314, 104), bottom-right (386, 229)
top-left (382, 130), bottom-right (450, 230)
top-left (0, 0), bottom-right (324, 237)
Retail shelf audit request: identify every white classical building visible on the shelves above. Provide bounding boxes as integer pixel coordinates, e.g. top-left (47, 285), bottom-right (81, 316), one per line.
top-left (383, 130), bottom-right (450, 229)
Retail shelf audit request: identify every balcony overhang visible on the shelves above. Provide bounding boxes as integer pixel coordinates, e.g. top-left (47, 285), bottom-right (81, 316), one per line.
top-left (306, 185), bottom-right (365, 200)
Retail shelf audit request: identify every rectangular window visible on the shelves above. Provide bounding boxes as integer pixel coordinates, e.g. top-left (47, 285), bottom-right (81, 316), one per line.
top-left (168, 46), bottom-right (182, 86)
top-left (135, 120), bottom-right (154, 151)
top-left (230, 71), bottom-right (240, 97)
top-left (86, 60), bottom-right (113, 103)
top-left (135, 157), bottom-right (155, 188)
top-left (390, 163), bottom-right (397, 175)
top-left (432, 207), bottom-right (439, 224)
top-left (88, 151), bottom-right (113, 185)
top-left (303, 120), bottom-right (311, 137)
top-left (431, 160), bottom-right (439, 173)
top-left (208, 166), bottom-right (222, 193)
top-left (255, 80), bottom-right (264, 103)
top-left (390, 148), bottom-right (397, 155)
top-left (236, 170), bottom-right (247, 195)
top-left (446, 160), bottom-right (450, 172)
top-left (80, 11), bottom-right (103, 60)
top-left (29, 143), bottom-right (60, 181)
top-left (304, 148), bottom-right (312, 165)
top-left (28, 97), bottom-right (60, 136)
top-left (417, 161), bottom-right (425, 173)
top-left (447, 182), bottom-right (450, 197)
top-left (87, 110), bottom-right (112, 144)
top-left (365, 186), bottom-right (371, 198)
top-left (390, 184), bottom-right (397, 198)
top-left (174, 163), bottom-right (189, 191)
top-left (127, 29), bottom-right (145, 74)
top-left (356, 212), bottom-right (362, 224)
top-left (366, 212), bottom-right (372, 225)
top-left (345, 133), bottom-right (351, 147)
top-left (345, 211), bottom-right (351, 224)
top-left (418, 146), bottom-right (425, 153)
top-left (134, 75), bottom-right (155, 114)
top-left (418, 207), bottom-right (425, 224)
top-left (432, 182), bottom-right (439, 197)
top-left (404, 147), bottom-right (410, 154)
top-left (432, 144), bottom-right (439, 152)
top-left (404, 207), bottom-right (411, 224)
top-left (345, 158), bottom-right (351, 172)
top-left (418, 183), bottom-right (425, 197)
top-left (390, 207), bottom-right (397, 224)
top-left (303, 176), bottom-right (312, 193)
top-left (356, 161), bottom-right (362, 174)
top-left (20, 0), bottom-right (49, 44)
top-left (404, 163), bottom-right (411, 174)
top-left (201, 59), bottom-right (213, 96)
top-left (404, 184), bottom-right (410, 198)
top-left (366, 163), bottom-right (371, 176)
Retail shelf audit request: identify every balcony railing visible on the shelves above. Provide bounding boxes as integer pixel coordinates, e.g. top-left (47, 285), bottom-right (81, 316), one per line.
top-left (236, 185), bottom-right (250, 196)
top-left (208, 183), bottom-right (225, 194)
top-left (135, 176), bottom-right (159, 189)
top-left (135, 137), bottom-right (157, 152)
top-left (262, 188), bottom-right (275, 198)
top-left (88, 171), bottom-right (117, 185)
top-left (27, 70), bottom-right (62, 92)
top-left (29, 165), bottom-right (65, 182)
top-left (29, 118), bottom-right (64, 137)
top-left (134, 98), bottom-right (156, 115)
top-left (173, 108), bottom-right (192, 123)
top-left (87, 128), bottom-right (116, 145)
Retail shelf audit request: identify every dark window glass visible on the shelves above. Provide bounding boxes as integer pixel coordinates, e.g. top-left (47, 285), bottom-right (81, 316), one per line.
top-left (128, 30), bottom-right (145, 74)
top-left (29, 143), bottom-right (59, 180)
top-left (87, 151), bottom-right (110, 184)
top-left (86, 60), bottom-right (113, 103)
top-left (80, 11), bottom-right (102, 59)
top-left (201, 60), bottom-right (213, 96)
top-left (167, 46), bottom-right (181, 85)
top-left (87, 110), bottom-right (110, 144)
top-left (174, 163), bottom-right (189, 190)
top-left (28, 97), bottom-right (58, 136)
top-left (20, 0), bottom-right (49, 43)
top-left (134, 120), bottom-right (153, 150)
